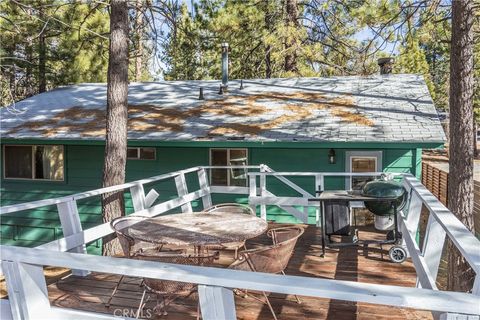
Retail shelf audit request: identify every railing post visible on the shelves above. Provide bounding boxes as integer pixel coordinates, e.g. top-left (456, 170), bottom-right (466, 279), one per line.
top-left (2, 260), bottom-right (52, 320)
top-left (198, 285), bottom-right (236, 320)
top-left (130, 183), bottom-right (146, 212)
top-left (260, 166), bottom-right (267, 220)
top-left (175, 172), bottom-right (192, 212)
top-left (57, 199), bottom-right (89, 276)
top-left (249, 174), bottom-right (257, 215)
top-left (472, 275), bottom-right (480, 296)
top-left (419, 214), bottom-right (446, 289)
top-left (144, 188), bottom-right (160, 209)
top-left (198, 168), bottom-right (213, 209)
top-left (403, 186), bottom-right (423, 256)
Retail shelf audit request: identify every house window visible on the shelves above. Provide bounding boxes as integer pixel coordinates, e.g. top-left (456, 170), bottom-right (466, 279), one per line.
top-left (345, 151), bottom-right (382, 190)
top-left (210, 148), bottom-right (248, 186)
top-left (3, 145), bottom-right (64, 181)
top-left (127, 147), bottom-right (156, 160)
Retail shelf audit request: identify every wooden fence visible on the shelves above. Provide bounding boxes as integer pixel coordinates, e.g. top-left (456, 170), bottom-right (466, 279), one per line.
top-left (422, 162), bottom-right (480, 236)
top-left (421, 162), bottom-right (449, 205)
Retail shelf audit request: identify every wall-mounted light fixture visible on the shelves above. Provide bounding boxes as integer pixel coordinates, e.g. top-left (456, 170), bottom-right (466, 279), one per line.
top-left (328, 148), bottom-right (336, 164)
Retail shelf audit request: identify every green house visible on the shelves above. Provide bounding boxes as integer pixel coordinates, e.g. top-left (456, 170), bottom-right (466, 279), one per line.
top-left (0, 74), bottom-right (445, 248)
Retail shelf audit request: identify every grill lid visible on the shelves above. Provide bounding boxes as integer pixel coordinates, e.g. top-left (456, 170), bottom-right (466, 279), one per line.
top-left (362, 179), bottom-right (407, 216)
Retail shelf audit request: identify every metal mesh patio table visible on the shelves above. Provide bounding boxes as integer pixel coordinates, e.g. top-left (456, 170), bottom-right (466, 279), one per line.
top-left (122, 212), bottom-right (268, 250)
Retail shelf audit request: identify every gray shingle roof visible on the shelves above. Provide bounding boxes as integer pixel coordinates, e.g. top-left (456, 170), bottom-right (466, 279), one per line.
top-left (0, 74), bottom-right (446, 143)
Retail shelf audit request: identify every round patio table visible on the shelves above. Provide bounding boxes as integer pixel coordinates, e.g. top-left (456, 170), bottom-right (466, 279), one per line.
top-left (123, 212), bottom-right (268, 248)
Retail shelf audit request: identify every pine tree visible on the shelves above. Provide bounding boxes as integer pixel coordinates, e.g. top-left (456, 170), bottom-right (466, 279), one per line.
top-left (0, 1), bottom-right (112, 105)
top-left (102, 0), bottom-right (129, 256)
top-left (394, 34), bottom-right (435, 98)
top-left (447, 0), bottom-right (475, 292)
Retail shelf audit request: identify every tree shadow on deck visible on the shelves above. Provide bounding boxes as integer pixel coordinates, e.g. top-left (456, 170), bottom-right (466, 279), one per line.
top-left (325, 235), bottom-right (359, 320)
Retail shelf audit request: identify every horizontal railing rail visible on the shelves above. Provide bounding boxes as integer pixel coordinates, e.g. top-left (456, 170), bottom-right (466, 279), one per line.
top-left (1, 245), bottom-right (479, 320)
top-left (248, 171), bottom-right (401, 177)
top-left (0, 166), bottom-right (205, 215)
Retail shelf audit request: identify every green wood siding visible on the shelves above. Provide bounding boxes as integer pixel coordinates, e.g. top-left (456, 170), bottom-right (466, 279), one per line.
top-left (1, 143), bottom-right (422, 250)
top-left (0, 145), bottom-right (208, 251)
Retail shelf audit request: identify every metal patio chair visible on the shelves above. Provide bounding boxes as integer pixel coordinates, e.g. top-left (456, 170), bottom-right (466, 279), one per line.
top-left (228, 226), bottom-right (304, 320)
top-left (134, 250), bottom-right (219, 319)
top-left (202, 203), bottom-right (255, 258)
top-left (203, 203), bottom-right (255, 216)
top-left (106, 216), bottom-right (184, 308)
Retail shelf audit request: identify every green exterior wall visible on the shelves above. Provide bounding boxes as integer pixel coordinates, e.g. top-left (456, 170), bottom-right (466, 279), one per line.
top-left (0, 140), bottom-right (433, 251)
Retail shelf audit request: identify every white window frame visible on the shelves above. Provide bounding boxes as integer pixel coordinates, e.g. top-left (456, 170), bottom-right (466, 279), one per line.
top-left (345, 150), bottom-right (383, 190)
top-left (2, 144), bottom-right (65, 181)
top-left (127, 147), bottom-right (156, 160)
top-left (209, 148), bottom-right (248, 186)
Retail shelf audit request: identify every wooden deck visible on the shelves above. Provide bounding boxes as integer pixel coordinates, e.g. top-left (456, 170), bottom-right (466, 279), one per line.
top-left (47, 224), bottom-right (432, 319)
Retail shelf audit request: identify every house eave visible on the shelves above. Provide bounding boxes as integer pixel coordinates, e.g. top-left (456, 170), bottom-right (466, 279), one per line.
top-left (0, 137), bottom-right (445, 149)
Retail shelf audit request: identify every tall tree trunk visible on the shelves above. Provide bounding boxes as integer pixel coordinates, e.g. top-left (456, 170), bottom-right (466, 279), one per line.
top-left (135, 0), bottom-right (143, 81)
top-left (8, 64), bottom-right (16, 100)
top-left (26, 42), bottom-right (34, 97)
top-left (265, 0), bottom-right (272, 78)
top-left (102, 0), bottom-right (129, 256)
top-left (38, 7), bottom-right (46, 93)
top-left (8, 43), bottom-right (16, 100)
top-left (265, 46), bottom-right (272, 78)
top-left (284, 0), bottom-right (298, 73)
top-left (447, 0), bottom-right (475, 292)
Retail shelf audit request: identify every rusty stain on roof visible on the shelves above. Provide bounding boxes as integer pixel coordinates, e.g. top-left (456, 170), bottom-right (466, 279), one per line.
top-left (204, 92), bottom-right (371, 137)
top-left (8, 107), bottom-right (106, 137)
top-left (331, 109), bottom-right (374, 126)
top-left (8, 92), bottom-right (371, 138)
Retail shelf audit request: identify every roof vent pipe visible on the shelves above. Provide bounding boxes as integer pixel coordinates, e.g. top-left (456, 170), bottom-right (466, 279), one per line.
top-left (378, 57), bottom-right (394, 75)
top-left (221, 42), bottom-right (229, 89)
top-left (198, 87), bottom-right (204, 100)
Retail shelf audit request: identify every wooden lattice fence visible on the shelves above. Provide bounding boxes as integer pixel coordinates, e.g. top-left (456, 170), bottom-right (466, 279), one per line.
top-left (422, 162), bottom-right (480, 236)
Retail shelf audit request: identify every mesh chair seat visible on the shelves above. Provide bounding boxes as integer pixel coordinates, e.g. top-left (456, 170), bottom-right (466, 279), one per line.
top-left (230, 226), bottom-right (304, 274)
top-left (228, 226), bottom-right (304, 320)
top-left (134, 250), bottom-right (219, 317)
top-left (107, 216), bottom-right (185, 309)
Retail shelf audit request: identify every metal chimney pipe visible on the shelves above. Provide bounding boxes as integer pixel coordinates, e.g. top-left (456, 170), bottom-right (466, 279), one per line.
top-left (378, 57), bottom-right (394, 75)
top-left (221, 42), bottom-right (229, 89)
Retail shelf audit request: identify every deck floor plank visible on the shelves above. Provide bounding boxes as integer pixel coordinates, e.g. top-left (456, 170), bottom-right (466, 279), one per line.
top-left (47, 224), bottom-right (432, 319)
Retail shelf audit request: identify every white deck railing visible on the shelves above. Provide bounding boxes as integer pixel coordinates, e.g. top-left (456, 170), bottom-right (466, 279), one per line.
top-left (0, 165), bottom-right (479, 320)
